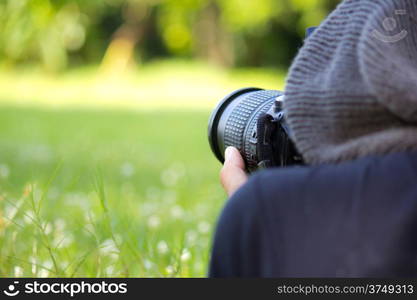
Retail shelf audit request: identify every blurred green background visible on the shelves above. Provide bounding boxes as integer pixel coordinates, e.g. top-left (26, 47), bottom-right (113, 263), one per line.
top-left (0, 0), bottom-right (339, 277)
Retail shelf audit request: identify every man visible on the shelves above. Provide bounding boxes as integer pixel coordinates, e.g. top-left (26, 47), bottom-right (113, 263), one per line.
top-left (209, 0), bottom-right (417, 277)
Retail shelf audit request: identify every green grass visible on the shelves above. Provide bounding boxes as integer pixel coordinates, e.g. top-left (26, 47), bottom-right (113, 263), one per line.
top-left (0, 60), bottom-right (286, 277)
top-left (0, 60), bottom-right (286, 110)
top-left (0, 106), bottom-right (225, 277)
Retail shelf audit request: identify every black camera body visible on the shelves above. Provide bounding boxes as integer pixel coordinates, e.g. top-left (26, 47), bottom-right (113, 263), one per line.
top-left (208, 88), bottom-right (302, 173)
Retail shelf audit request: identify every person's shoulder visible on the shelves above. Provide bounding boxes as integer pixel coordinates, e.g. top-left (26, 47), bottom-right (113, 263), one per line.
top-left (226, 150), bottom-right (417, 209)
top-left (248, 151), bottom-right (417, 200)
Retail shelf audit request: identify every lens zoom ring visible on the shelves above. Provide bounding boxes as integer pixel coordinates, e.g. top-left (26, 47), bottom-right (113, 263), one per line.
top-left (224, 90), bottom-right (279, 153)
top-left (244, 100), bottom-right (275, 170)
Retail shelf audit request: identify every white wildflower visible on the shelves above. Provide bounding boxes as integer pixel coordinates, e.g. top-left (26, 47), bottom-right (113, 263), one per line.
top-left (43, 260), bottom-right (53, 271)
top-left (147, 215), bottom-right (160, 229)
top-left (99, 239), bottom-right (119, 256)
top-left (14, 266), bottom-right (23, 277)
top-left (198, 221), bottom-right (211, 234)
top-left (120, 162), bottom-right (135, 178)
top-left (170, 205), bottom-right (184, 219)
top-left (55, 219), bottom-right (66, 233)
top-left (143, 259), bottom-right (153, 270)
top-left (165, 265), bottom-right (175, 275)
top-left (157, 240), bottom-right (169, 254)
top-left (4, 199), bottom-right (24, 225)
top-left (180, 249), bottom-right (191, 262)
top-left (160, 163), bottom-right (185, 187)
top-left (38, 269), bottom-right (49, 278)
top-left (105, 266), bottom-right (115, 275)
top-left (186, 230), bottom-right (198, 244)
top-left (23, 211), bottom-right (35, 225)
top-left (0, 164), bottom-right (10, 178)
top-left (44, 222), bottom-right (53, 235)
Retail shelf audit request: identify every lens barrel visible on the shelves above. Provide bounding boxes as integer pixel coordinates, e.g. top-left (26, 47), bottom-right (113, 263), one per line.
top-left (208, 88), bottom-right (283, 171)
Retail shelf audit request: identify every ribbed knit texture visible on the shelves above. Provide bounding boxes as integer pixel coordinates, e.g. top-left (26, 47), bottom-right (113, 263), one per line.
top-left (283, 0), bottom-right (417, 164)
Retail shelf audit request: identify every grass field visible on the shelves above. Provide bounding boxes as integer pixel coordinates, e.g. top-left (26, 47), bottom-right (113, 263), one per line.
top-left (0, 61), bottom-right (285, 277)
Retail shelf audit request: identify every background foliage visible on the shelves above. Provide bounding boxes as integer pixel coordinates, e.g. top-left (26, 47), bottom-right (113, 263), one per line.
top-left (0, 0), bottom-right (339, 71)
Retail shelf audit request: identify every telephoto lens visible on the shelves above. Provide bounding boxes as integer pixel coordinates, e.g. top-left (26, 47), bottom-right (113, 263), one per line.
top-left (208, 88), bottom-right (302, 173)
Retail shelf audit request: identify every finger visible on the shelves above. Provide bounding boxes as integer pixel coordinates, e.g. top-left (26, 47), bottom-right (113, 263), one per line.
top-left (220, 147), bottom-right (248, 196)
top-left (220, 167), bottom-right (247, 197)
top-left (224, 147), bottom-right (246, 169)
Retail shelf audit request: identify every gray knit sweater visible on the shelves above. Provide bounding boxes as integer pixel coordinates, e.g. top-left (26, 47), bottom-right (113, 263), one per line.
top-left (283, 0), bottom-right (417, 164)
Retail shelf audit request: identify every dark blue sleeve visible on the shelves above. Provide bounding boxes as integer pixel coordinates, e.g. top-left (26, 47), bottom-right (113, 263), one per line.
top-left (254, 156), bottom-right (417, 277)
top-left (208, 175), bottom-right (276, 277)
top-left (209, 152), bottom-right (417, 278)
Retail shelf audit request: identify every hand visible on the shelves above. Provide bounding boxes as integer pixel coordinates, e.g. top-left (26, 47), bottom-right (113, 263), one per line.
top-left (220, 147), bottom-right (248, 197)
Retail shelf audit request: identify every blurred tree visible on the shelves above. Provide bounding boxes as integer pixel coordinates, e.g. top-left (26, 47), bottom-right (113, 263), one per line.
top-left (0, 0), bottom-right (340, 71)
top-left (101, 0), bottom-right (154, 74)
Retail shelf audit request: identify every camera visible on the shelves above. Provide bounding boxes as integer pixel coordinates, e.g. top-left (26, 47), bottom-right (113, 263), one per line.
top-left (207, 28), bottom-right (319, 172)
top-left (208, 88), bottom-right (303, 173)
